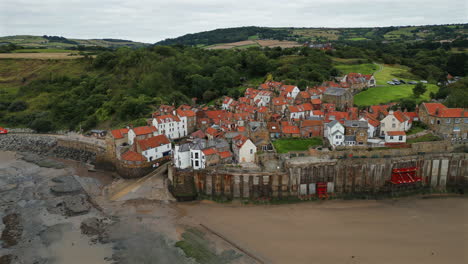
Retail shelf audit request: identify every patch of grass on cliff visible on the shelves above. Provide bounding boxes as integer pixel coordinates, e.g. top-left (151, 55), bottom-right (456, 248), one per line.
top-left (407, 134), bottom-right (442, 144)
top-left (273, 137), bottom-right (323, 153)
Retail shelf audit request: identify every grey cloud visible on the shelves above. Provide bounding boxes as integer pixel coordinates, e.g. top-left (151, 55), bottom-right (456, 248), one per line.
top-left (0, 0), bottom-right (466, 43)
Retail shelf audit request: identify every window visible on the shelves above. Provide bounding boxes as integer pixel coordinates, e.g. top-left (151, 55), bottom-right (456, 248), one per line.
top-left (431, 119), bottom-right (434, 124)
top-left (454, 127), bottom-right (460, 131)
top-left (399, 136), bottom-right (402, 140)
top-left (250, 149), bottom-right (253, 154)
top-left (455, 118), bottom-right (460, 124)
top-left (195, 160), bottom-right (199, 167)
top-left (446, 119), bottom-right (451, 124)
top-left (437, 120), bottom-right (440, 124)
top-left (392, 118), bottom-right (395, 122)
top-left (381, 123), bottom-right (385, 127)
top-left (390, 136), bottom-right (394, 139)
top-left (464, 118), bottom-right (468, 124)
top-left (195, 152), bottom-right (199, 159)
top-left (392, 124), bottom-right (396, 128)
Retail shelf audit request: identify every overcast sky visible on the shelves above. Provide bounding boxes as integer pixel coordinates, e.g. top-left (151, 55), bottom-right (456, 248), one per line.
top-left (1, 0), bottom-right (466, 43)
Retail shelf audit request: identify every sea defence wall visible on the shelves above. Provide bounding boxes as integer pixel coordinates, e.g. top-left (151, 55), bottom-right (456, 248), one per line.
top-left (170, 152), bottom-right (467, 200)
top-left (0, 134), bottom-right (109, 165)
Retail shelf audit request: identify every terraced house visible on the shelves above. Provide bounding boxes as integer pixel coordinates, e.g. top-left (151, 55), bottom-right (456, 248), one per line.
top-left (419, 103), bottom-right (468, 140)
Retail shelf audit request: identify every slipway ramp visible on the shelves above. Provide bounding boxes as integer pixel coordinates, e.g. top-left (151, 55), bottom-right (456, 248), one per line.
top-left (107, 163), bottom-right (176, 202)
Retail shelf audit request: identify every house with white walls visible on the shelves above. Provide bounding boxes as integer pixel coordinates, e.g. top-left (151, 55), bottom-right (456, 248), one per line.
top-left (326, 120), bottom-right (345, 146)
top-left (253, 91), bottom-right (273, 107)
top-left (152, 114), bottom-right (186, 140)
top-left (232, 135), bottom-right (257, 163)
top-left (379, 110), bottom-right (410, 137)
top-left (128, 126), bottom-right (159, 146)
top-left (135, 134), bottom-right (171, 162)
top-left (385, 131), bottom-right (406, 143)
top-left (281, 85), bottom-right (300, 99)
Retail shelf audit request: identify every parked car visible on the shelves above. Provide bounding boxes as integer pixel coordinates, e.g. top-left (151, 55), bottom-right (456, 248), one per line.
top-left (392, 78), bottom-right (399, 82)
top-left (420, 80), bottom-right (428, 84)
top-left (0, 127), bottom-right (8, 134)
top-left (399, 80), bottom-right (406, 84)
top-left (408, 81), bottom-right (418, 85)
top-left (393, 81), bottom-right (401, 85)
top-left (387, 81), bottom-right (395, 85)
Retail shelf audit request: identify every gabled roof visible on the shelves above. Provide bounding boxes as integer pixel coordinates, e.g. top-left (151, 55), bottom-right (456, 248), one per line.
top-left (272, 96), bottom-right (287, 106)
top-left (344, 120), bottom-right (368, 128)
top-left (422, 103), bottom-right (466, 118)
top-left (282, 125), bottom-right (300, 134)
top-left (324, 87), bottom-right (347, 96)
top-left (137, 134), bottom-right (170, 151)
top-left (327, 120), bottom-right (342, 128)
top-left (155, 114), bottom-right (181, 123)
top-left (281, 85), bottom-right (298, 93)
top-left (121, 151), bottom-right (146, 162)
top-left (176, 109), bottom-right (196, 117)
top-left (202, 148), bottom-right (218, 156)
top-left (218, 151), bottom-right (232, 159)
top-left (132, 126), bottom-right (158, 136)
top-left (391, 111), bottom-right (408, 123)
top-left (267, 122), bottom-right (281, 133)
top-left (387, 131), bottom-right (406, 136)
top-left (111, 128), bottom-right (129, 139)
top-left (311, 99), bottom-right (322, 105)
top-left (300, 120), bottom-right (323, 127)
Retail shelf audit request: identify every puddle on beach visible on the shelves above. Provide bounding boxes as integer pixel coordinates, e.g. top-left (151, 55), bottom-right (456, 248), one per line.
top-left (40, 225), bottom-right (113, 264)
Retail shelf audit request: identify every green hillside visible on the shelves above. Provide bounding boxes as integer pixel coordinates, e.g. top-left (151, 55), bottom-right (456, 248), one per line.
top-left (156, 24), bottom-right (468, 46)
top-left (0, 35), bottom-right (149, 49)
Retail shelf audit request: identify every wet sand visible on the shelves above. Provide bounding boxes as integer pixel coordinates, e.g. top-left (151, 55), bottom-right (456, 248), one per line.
top-left (179, 198), bottom-right (468, 264)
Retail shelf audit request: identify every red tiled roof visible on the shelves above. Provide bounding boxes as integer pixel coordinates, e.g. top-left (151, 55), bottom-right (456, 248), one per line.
top-left (387, 131), bottom-right (406, 136)
top-left (121, 151), bottom-right (146, 162)
top-left (176, 109), bottom-right (196, 117)
top-left (218, 151), bottom-right (232, 159)
top-left (300, 120), bottom-right (323, 127)
top-left (202, 148), bottom-right (217, 155)
top-left (133, 126), bottom-right (157, 136)
top-left (311, 110), bottom-right (324, 116)
top-left (282, 85), bottom-right (297, 93)
top-left (272, 96), bottom-right (287, 106)
top-left (298, 91), bottom-right (311, 98)
top-left (423, 103), bottom-right (466, 117)
top-left (282, 125), bottom-right (300, 134)
top-left (111, 128), bottom-right (129, 139)
top-left (137, 135), bottom-right (170, 151)
top-left (404, 112), bottom-right (419, 120)
top-left (267, 122), bottom-right (281, 132)
top-left (237, 126), bottom-right (246, 132)
top-left (393, 111), bottom-right (408, 123)
top-left (206, 127), bottom-right (218, 135)
top-left (367, 117), bottom-right (380, 127)
top-left (155, 114), bottom-right (181, 123)
top-left (311, 99), bottom-right (322, 104)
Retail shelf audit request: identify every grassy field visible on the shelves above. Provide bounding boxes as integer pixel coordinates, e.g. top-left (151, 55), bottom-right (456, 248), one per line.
top-left (354, 64), bottom-right (438, 106)
top-left (13, 48), bottom-right (78, 53)
top-left (407, 134), bottom-right (442, 144)
top-left (0, 53), bottom-right (85, 59)
top-left (347, 37), bottom-right (368, 41)
top-left (273, 138), bottom-right (323, 153)
top-left (206, 39), bottom-right (301, 50)
top-left (335, 63), bottom-right (377, 75)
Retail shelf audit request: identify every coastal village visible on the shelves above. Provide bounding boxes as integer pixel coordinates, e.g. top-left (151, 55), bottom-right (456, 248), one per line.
top-left (106, 72), bottom-right (467, 198)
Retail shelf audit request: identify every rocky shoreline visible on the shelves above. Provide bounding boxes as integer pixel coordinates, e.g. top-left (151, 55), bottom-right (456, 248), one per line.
top-left (0, 134), bottom-right (96, 163)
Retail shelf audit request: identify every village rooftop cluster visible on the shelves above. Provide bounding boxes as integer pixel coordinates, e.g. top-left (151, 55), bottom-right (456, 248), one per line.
top-left (108, 72), bottom-right (467, 170)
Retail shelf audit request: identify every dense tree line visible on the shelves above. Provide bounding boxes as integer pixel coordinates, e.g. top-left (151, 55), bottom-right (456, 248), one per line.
top-left (156, 27), bottom-right (292, 46)
top-left (0, 45), bottom-right (335, 131)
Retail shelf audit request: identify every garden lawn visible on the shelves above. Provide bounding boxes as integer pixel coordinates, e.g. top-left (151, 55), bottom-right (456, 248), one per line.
top-left (354, 64), bottom-right (438, 106)
top-left (335, 63), bottom-right (377, 75)
top-left (354, 83), bottom-right (438, 106)
top-left (407, 134), bottom-right (442, 144)
top-left (273, 138), bottom-right (323, 153)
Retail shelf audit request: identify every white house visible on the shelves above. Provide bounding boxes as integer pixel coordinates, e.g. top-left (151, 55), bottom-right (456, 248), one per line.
top-left (174, 144), bottom-right (191, 169)
top-left (360, 117), bottom-right (380, 138)
top-left (326, 120), bottom-right (345, 146)
top-left (385, 131), bottom-right (406, 143)
top-left (222, 97), bottom-right (234, 110)
top-left (289, 103), bottom-right (313, 120)
top-left (253, 91), bottom-right (273, 107)
top-left (281, 85), bottom-right (300, 99)
top-left (379, 110), bottom-right (410, 137)
top-left (232, 135), bottom-right (257, 163)
top-left (152, 114), bottom-right (186, 140)
top-left (128, 126), bottom-right (159, 146)
top-left (136, 134), bottom-right (171, 162)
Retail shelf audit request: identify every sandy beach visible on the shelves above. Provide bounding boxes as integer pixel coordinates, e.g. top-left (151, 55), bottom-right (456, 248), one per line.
top-left (179, 198), bottom-right (468, 264)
